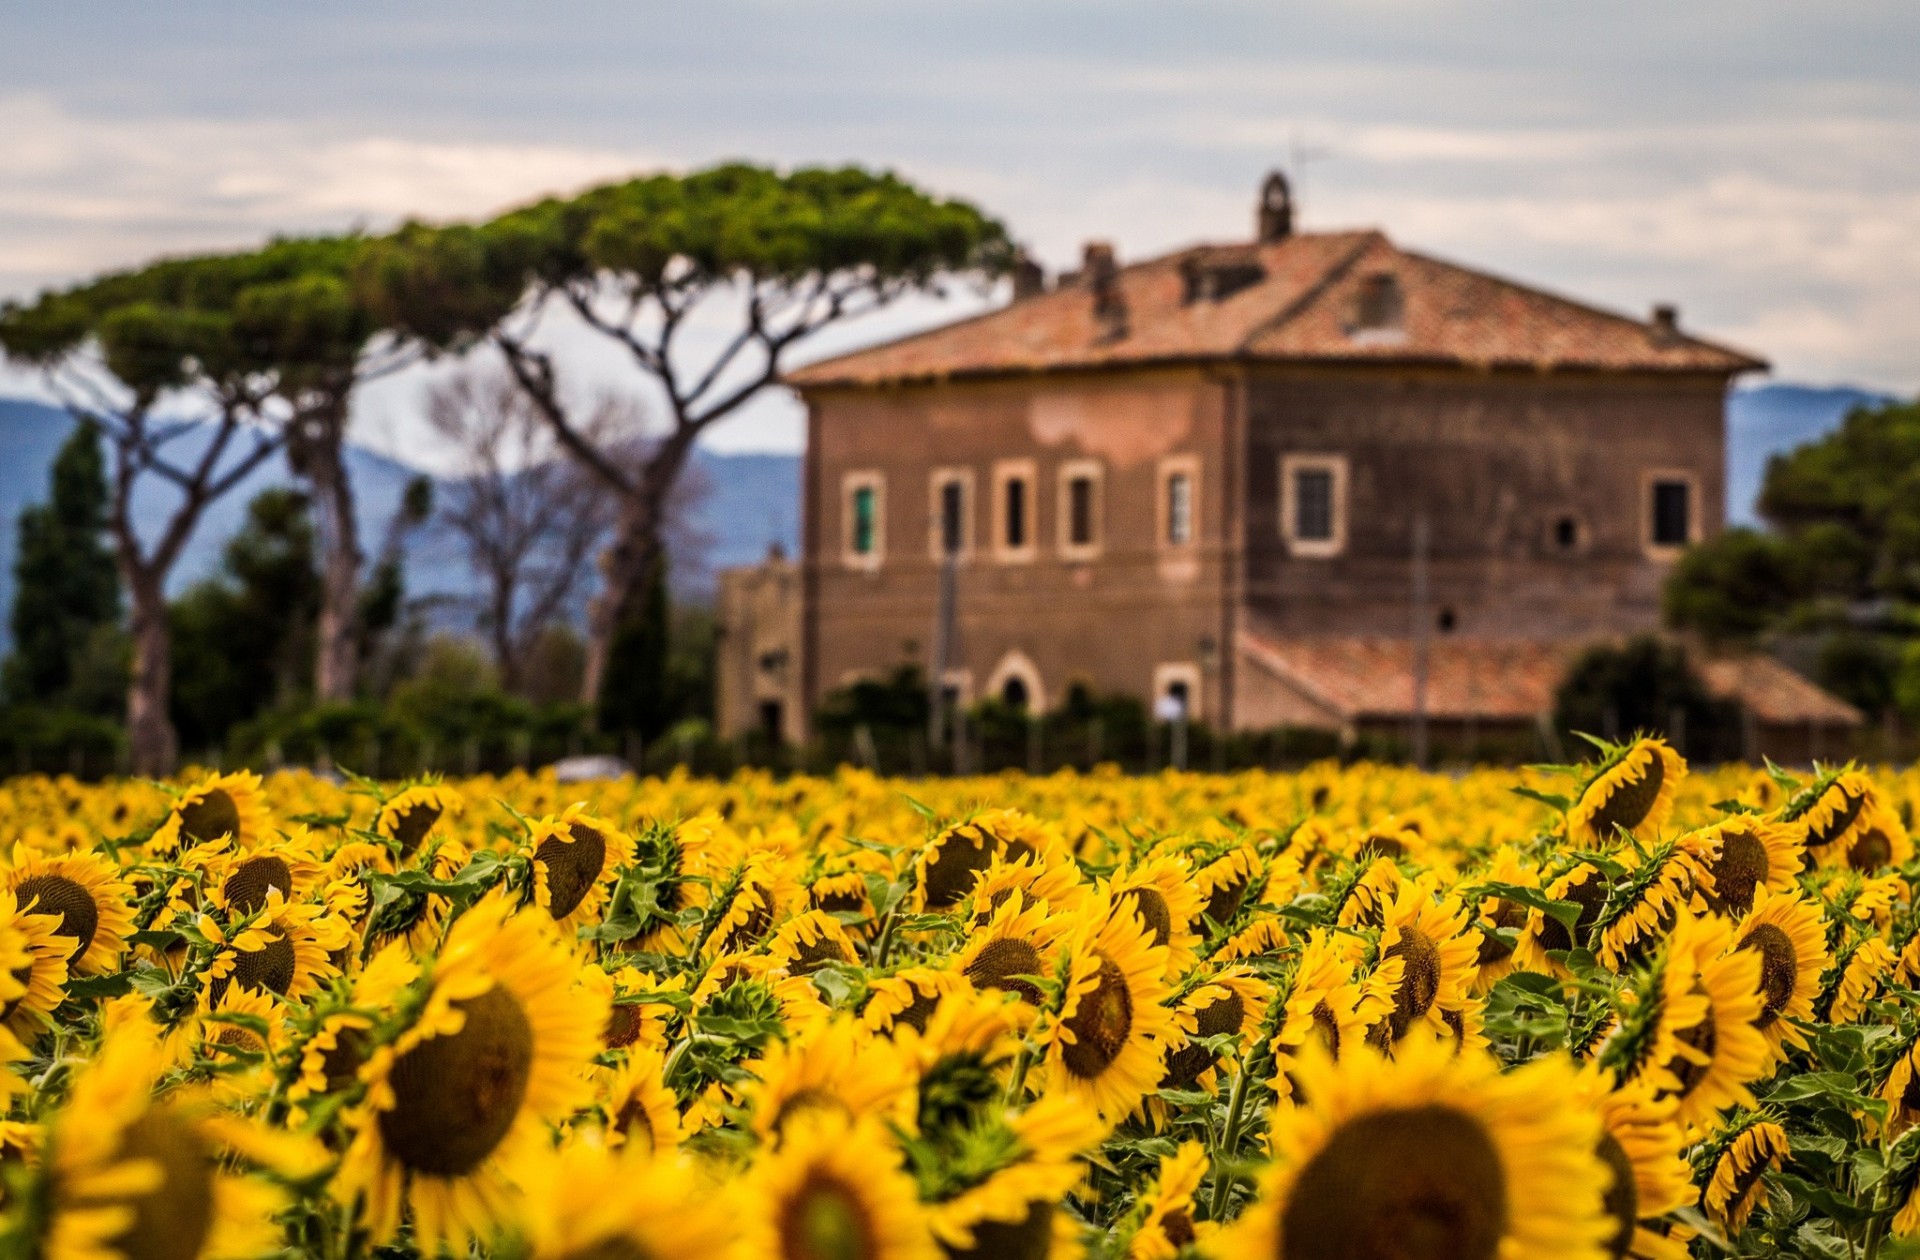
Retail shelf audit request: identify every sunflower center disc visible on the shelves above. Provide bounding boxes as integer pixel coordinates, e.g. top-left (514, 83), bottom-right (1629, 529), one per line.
top-left (99, 1108), bottom-right (216, 1260)
top-left (1310, 999), bottom-right (1343, 1058)
top-left (944, 1200), bottom-right (1053, 1260)
top-left (1202, 871), bottom-right (1250, 926)
top-left (1668, 1006), bottom-right (1718, 1094)
top-left (1848, 828), bottom-right (1893, 871)
top-left (921, 831), bottom-right (994, 909)
top-left (612, 1094), bottom-right (661, 1154)
top-left (1385, 928), bottom-right (1442, 1037)
top-left (1738, 923), bottom-right (1797, 1028)
top-left (780, 1172), bottom-right (877, 1260)
top-left (1119, 888), bottom-right (1174, 947)
top-left (1161, 990), bottom-right (1246, 1089)
top-left (1596, 1131), bottom-right (1639, 1259)
top-left (1280, 1104), bottom-right (1508, 1260)
top-left (320, 1025), bottom-right (370, 1093)
top-left (964, 937), bottom-right (1046, 1005)
top-left (1590, 753), bottom-right (1664, 836)
top-left (178, 789), bottom-right (241, 847)
top-left (891, 987), bottom-right (941, 1034)
top-left (224, 855), bottom-right (293, 915)
top-left (379, 984), bottom-right (535, 1176)
top-left (604, 1003), bottom-right (643, 1048)
top-left (566, 1238), bottom-right (658, 1260)
top-left (231, 927), bottom-right (297, 996)
top-left (1062, 956), bottom-right (1133, 1079)
top-left (389, 803), bottom-right (442, 855)
top-left (1161, 1209), bottom-right (1197, 1248)
top-left (536, 823), bottom-right (608, 919)
top-left (13, 874), bottom-right (98, 961)
top-left (1710, 832), bottom-right (1769, 914)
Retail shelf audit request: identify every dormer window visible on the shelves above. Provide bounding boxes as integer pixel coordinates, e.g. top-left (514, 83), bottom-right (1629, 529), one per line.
top-left (1349, 272), bottom-right (1406, 345)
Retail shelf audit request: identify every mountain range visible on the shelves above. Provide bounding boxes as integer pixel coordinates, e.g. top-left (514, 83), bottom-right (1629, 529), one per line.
top-left (0, 382), bottom-right (1896, 651)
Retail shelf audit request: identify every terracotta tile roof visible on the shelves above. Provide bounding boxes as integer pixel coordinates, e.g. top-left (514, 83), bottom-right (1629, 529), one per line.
top-left (1237, 632), bottom-right (1860, 727)
top-left (788, 230), bottom-right (1766, 388)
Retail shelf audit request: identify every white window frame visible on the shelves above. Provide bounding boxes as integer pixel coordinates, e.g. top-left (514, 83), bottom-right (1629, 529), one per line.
top-left (987, 650), bottom-right (1047, 713)
top-left (1642, 468), bottom-right (1700, 559)
top-left (992, 457), bottom-right (1039, 564)
top-left (928, 467), bottom-right (975, 563)
top-left (1158, 454), bottom-right (1201, 551)
top-left (1152, 661), bottom-right (1203, 722)
top-left (841, 470), bottom-right (885, 571)
top-left (1280, 452), bottom-right (1349, 559)
top-left (1056, 458), bottom-right (1105, 561)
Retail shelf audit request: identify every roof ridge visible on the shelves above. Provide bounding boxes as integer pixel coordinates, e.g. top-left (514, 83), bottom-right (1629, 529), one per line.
top-left (1232, 230), bottom-right (1388, 356)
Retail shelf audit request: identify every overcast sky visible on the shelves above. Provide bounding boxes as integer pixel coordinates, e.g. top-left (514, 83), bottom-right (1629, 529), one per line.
top-left (3, 1), bottom-right (1916, 465)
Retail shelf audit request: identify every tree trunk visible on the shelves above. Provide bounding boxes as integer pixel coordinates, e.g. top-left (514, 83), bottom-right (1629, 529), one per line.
top-left (580, 499), bottom-right (663, 711)
top-left (125, 569), bottom-right (177, 776)
top-left (298, 403), bottom-right (363, 703)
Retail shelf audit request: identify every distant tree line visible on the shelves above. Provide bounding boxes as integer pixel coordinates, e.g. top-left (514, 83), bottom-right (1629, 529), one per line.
top-left (0, 164), bottom-right (1010, 773)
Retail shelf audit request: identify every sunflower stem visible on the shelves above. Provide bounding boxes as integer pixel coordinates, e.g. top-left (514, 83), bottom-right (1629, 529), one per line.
top-left (1004, 1044), bottom-right (1033, 1103)
top-left (872, 903), bottom-right (902, 969)
top-left (1207, 1051), bottom-right (1253, 1219)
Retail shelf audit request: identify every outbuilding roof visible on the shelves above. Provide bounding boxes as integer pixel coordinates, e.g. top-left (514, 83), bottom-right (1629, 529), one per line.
top-left (788, 229), bottom-right (1766, 388)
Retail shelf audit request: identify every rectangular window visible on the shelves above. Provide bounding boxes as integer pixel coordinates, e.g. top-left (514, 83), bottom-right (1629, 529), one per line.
top-left (1280, 453), bottom-right (1349, 558)
top-left (1293, 468), bottom-right (1334, 541)
top-left (1068, 476), bottom-right (1095, 546)
top-left (1652, 479), bottom-right (1691, 547)
top-left (851, 486), bottom-right (876, 554)
top-left (843, 470), bottom-right (884, 568)
top-left (940, 481), bottom-right (964, 556)
top-left (992, 459), bottom-right (1037, 562)
top-left (1004, 476), bottom-right (1028, 549)
top-left (1166, 473), bottom-right (1194, 546)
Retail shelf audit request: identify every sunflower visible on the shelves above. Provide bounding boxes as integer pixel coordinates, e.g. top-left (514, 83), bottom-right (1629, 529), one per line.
top-left (1701, 1116), bottom-right (1789, 1235)
top-left (767, 909), bottom-right (860, 976)
top-left (737, 1110), bottom-right (938, 1260)
top-left (896, 989), bottom-right (1026, 1131)
top-left (810, 868), bottom-right (879, 936)
top-left (334, 893), bottom-right (606, 1253)
top-left (515, 1132), bottom-right (735, 1259)
top-left (1511, 861), bottom-right (1610, 979)
top-left (197, 827), bottom-right (325, 917)
top-left (1270, 930), bottom-right (1398, 1093)
top-left (699, 851), bottom-right (794, 957)
top-left (199, 893), bottom-right (341, 1009)
top-left (147, 771), bottom-right (270, 855)
top-left (1333, 856), bottom-right (1405, 931)
top-left (1374, 882), bottom-right (1481, 1045)
top-left (1212, 915), bottom-right (1291, 964)
top-left (915, 809), bottom-right (1063, 912)
top-left (1104, 855), bottom-right (1204, 977)
top-left (373, 837), bottom-right (471, 958)
top-left (1841, 801), bottom-right (1911, 872)
top-left (922, 1092), bottom-right (1104, 1260)
top-left (1468, 848), bottom-right (1537, 993)
top-left (1040, 898), bottom-right (1174, 1120)
top-left (1651, 913), bottom-right (1771, 1129)
top-left (1566, 738), bottom-right (1685, 846)
top-left (1731, 886), bottom-right (1828, 1059)
top-left (1827, 935), bottom-right (1897, 1025)
top-left (741, 1016), bottom-right (914, 1143)
top-left (1680, 816), bottom-right (1801, 917)
top-left (600, 1044), bottom-right (685, 1156)
top-left (1159, 967), bottom-right (1270, 1095)
top-left (1783, 767), bottom-right (1877, 856)
top-left (967, 852), bottom-right (1089, 930)
top-left (863, 967), bottom-right (973, 1037)
top-left (0, 889), bottom-right (72, 1040)
top-left (1595, 842), bottom-right (1703, 971)
top-left (1125, 1142), bottom-right (1214, 1260)
top-left (6, 845), bottom-right (135, 975)
top-left (1577, 1068), bottom-right (1693, 1260)
top-left (1192, 845), bottom-right (1265, 931)
top-left (36, 1022), bottom-right (291, 1260)
top-left (374, 781), bottom-right (464, 856)
top-left (953, 890), bottom-right (1071, 1010)
top-left (523, 804), bottom-right (635, 933)
top-left (595, 965), bottom-right (681, 1053)
top-left (285, 944), bottom-right (419, 1116)
top-left (1226, 1037), bottom-right (1612, 1260)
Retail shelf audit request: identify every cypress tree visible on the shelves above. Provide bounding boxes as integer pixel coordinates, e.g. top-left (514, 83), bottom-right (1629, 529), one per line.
top-left (4, 421), bottom-right (120, 706)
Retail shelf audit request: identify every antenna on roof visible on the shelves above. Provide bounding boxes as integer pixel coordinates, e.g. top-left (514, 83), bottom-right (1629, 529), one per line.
top-left (1286, 132), bottom-right (1333, 229)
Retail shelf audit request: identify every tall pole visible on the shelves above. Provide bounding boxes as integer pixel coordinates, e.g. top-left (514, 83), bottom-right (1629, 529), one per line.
top-left (1410, 510), bottom-right (1431, 770)
top-left (929, 551), bottom-right (957, 750)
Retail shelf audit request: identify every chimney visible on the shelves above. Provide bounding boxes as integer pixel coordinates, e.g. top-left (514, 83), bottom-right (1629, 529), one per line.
top-left (1084, 241), bottom-right (1127, 339)
top-left (1257, 170), bottom-right (1294, 242)
top-left (1011, 250), bottom-right (1046, 301)
top-left (1649, 303), bottom-right (1680, 345)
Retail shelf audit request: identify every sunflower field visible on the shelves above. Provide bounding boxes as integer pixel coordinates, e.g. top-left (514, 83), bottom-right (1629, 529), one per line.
top-left (0, 742), bottom-right (1917, 1259)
